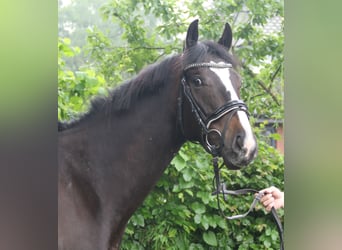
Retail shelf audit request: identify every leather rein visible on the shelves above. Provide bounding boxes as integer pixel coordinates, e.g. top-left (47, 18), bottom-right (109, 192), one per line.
top-left (211, 157), bottom-right (284, 250)
top-left (177, 62), bottom-right (284, 249)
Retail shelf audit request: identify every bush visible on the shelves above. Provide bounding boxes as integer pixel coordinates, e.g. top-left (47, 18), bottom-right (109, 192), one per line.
top-left (121, 138), bottom-right (284, 249)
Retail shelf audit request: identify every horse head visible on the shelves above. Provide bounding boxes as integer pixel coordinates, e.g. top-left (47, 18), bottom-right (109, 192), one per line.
top-left (179, 20), bottom-right (257, 169)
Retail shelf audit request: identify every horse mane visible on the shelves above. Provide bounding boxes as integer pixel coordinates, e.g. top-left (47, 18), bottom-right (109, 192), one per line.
top-left (58, 55), bottom-right (181, 131)
top-left (58, 41), bottom-right (239, 132)
top-left (104, 55), bottom-right (181, 111)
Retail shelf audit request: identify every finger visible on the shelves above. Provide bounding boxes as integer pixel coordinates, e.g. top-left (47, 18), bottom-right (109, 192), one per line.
top-left (263, 197), bottom-right (274, 207)
top-left (260, 193), bottom-right (272, 203)
top-left (255, 191), bottom-right (266, 199)
top-left (260, 186), bottom-right (276, 193)
top-left (260, 186), bottom-right (278, 196)
top-left (266, 202), bottom-right (274, 212)
top-left (273, 200), bottom-right (283, 210)
top-left (259, 188), bottom-right (271, 194)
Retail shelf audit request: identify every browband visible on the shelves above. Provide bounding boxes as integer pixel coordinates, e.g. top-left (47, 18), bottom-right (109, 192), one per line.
top-left (184, 62), bottom-right (232, 72)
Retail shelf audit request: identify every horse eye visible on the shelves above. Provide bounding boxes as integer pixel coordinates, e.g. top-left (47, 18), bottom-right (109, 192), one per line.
top-left (193, 78), bottom-right (202, 87)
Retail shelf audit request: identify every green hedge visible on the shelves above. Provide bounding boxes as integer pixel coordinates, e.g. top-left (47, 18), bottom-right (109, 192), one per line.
top-left (121, 138), bottom-right (283, 249)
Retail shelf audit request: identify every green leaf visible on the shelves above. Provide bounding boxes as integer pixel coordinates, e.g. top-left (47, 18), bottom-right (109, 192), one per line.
top-left (197, 191), bottom-right (210, 204)
top-left (270, 133), bottom-right (281, 140)
top-left (179, 150), bottom-right (190, 161)
top-left (271, 230), bottom-right (279, 241)
top-left (133, 214), bottom-right (144, 227)
top-left (203, 231), bottom-right (217, 246)
top-left (194, 214), bottom-right (201, 224)
top-left (172, 155), bottom-right (186, 171)
top-left (236, 234), bottom-right (243, 242)
top-left (201, 215), bottom-right (209, 230)
top-left (182, 168), bottom-right (193, 182)
top-left (191, 202), bottom-right (206, 214)
top-left (216, 216), bottom-right (227, 229)
top-left (168, 228), bottom-right (177, 238)
top-left (263, 239), bottom-right (271, 248)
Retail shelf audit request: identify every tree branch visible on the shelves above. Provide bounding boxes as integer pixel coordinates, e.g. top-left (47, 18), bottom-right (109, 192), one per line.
top-left (111, 46), bottom-right (179, 51)
top-left (242, 64), bottom-right (281, 106)
top-left (250, 92), bottom-right (267, 100)
top-left (268, 63), bottom-right (282, 90)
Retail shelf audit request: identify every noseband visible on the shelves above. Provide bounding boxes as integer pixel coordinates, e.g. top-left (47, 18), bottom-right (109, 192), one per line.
top-left (178, 62), bottom-right (249, 156)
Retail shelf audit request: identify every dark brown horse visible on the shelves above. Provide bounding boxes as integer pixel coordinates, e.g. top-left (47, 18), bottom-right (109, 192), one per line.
top-left (58, 20), bottom-right (257, 250)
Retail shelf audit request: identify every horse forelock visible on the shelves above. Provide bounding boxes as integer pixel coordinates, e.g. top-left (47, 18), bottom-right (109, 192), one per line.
top-left (183, 41), bottom-right (239, 69)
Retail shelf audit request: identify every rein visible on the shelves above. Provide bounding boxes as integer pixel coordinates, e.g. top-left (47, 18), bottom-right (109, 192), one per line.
top-left (211, 157), bottom-right (284, 250)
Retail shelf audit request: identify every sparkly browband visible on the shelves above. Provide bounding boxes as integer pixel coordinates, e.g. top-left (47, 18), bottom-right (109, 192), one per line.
top-left (184, 62), bottom-right (232, 72)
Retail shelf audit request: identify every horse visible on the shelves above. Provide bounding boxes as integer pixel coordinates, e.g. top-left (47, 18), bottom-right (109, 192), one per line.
top-left (58, 20), bottom-right (257, 250)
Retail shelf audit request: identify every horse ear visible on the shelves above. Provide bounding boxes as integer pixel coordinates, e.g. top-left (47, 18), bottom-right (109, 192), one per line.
top-left (185, 19), bottom-right (199, 50)
top-left (218, 23), bottom-right (233, 50)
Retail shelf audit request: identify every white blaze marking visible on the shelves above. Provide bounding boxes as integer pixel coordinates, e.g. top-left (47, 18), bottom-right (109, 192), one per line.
top-left (209, 61), bottom-right (256, 155)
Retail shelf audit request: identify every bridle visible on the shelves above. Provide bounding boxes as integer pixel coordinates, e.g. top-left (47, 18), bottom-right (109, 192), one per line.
top-left (177, 61), bottom-right (284, 250)
top-left (177, 62), bottom-right (249, 156)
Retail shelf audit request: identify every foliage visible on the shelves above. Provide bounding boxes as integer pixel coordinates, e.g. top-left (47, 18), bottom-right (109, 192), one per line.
top-left (122, 140), bottom-right (283, 249)
top-left (58, 37), bottom-right (110, 120)
top-left (59, 0), bottom-right (123, 71)
top-left (58, 0), bottom-right (284, 248)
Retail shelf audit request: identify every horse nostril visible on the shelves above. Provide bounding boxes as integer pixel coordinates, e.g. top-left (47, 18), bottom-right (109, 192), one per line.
top-left (236, 134), bottom-right (244, 149)
top-left (233, 133), bottom-right (248, 155)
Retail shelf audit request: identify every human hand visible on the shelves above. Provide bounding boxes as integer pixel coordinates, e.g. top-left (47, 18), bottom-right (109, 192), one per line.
top-left (258, 186), bottom-right (284, 212)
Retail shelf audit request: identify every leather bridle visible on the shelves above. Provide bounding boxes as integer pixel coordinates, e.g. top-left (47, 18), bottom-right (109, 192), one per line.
top-left (177, 62), bottom-right (249, 156)
top-left (177, 61), bottom-right (284, 249)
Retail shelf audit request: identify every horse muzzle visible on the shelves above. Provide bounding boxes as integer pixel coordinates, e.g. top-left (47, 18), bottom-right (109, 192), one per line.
top-left (221, 137), bottom-right (258, 170)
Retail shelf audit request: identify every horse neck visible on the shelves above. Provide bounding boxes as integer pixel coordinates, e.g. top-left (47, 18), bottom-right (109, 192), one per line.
top-left (108, 80), bottom-right (184, 160)
top-left (67, 63), bottom-right (184, 206)
top-left (107, 65), bottom-right (184, 157)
